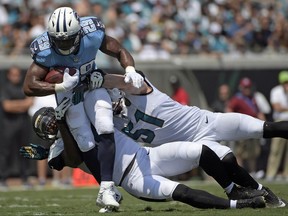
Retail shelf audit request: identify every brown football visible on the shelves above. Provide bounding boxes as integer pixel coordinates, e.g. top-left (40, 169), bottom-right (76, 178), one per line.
top-left (44, 67), bottom-right (77, 83)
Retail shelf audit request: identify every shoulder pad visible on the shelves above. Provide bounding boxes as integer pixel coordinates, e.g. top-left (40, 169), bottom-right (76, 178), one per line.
top-left (80, 17), bottom-right (105, 35)
top-left (30, 33), bottom-right (51, 54)
top-left (30, 33), bottom-right (52, 60)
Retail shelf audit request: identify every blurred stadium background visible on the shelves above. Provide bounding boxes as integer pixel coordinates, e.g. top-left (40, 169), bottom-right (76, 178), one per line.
top-left (0, 0), bottom-right (288, 187)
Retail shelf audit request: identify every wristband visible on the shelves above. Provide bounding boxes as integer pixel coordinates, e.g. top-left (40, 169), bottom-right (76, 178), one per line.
top-left (54, 83), bottom-right (65, 92)
top-left (125, 66), bottom-right (136, 73)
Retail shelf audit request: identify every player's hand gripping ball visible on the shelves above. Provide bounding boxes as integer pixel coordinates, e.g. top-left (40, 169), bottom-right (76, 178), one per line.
top-left (45, 66), bottom-right (78, 83)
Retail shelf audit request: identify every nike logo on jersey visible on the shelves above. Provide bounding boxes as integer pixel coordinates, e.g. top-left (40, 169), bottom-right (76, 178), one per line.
top-left (147, 149), bottom-right (150, 155)
top-left (205, 116), bottom-right (208, 124)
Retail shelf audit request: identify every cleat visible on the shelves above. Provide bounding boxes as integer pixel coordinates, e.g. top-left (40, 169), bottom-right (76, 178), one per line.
top-left (227, 185), bottom-right (266, 200)
top-left (96, 181), bottom-right (120, 208)
top-left (278, 200), bottom-right (286, 208)
top-left (262, 186), bottom-right (286, 208)
top-left (99, 206), bottom-right (118, 213)
top-left (114, 186), bottom-right (123, 204)
top-left (236, 196), bottom-right (266, 209)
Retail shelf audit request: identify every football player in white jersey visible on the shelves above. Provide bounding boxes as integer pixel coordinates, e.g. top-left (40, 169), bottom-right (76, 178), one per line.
top-left (89, 70), bottom-right (288, 208)
top-left (20, 105), bottom-right (267, 212)
top-left (22, 7), bottom-right (143, 208)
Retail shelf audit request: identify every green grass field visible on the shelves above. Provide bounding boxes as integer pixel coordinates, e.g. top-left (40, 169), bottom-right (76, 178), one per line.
top-left (0, 180), bottom-right (287, 216)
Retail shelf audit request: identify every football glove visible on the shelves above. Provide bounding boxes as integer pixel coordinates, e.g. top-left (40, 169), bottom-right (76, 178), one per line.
top-left (72, 84), bottom-right (86, 105)
top-left (124, 66), bottom-right (144, 88)
top-left (90, 70), bottom-right (104, 90)
top-left (55, 68), bottom-right (80, 92)
top-left (19, 144), bottom-right (49, 160)
top-left (55, 97), bottom-right (72, 120)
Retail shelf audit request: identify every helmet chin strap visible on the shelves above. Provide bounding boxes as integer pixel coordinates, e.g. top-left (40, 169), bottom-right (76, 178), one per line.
top-left (57, 40), bottom-right (80, 55)
top-left (51, 31), bottom-right (81, 55)
top-left (58, 47), bottom-right (74, 55)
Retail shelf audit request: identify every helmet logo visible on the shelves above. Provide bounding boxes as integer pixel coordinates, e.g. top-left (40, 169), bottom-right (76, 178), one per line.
top-left (34, 115), bottom-right (42, 128)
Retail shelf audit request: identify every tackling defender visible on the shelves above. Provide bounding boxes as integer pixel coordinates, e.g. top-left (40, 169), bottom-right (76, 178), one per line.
top-left (89, 70), bottom-right (287, 208)
top-left (20, 103), bottom-right (267, 212)
top-left (22, 7), bottom-right (143, 208)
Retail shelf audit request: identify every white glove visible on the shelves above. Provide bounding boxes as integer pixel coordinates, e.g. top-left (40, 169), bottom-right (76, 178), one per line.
top-left (55, 97), bottom-right (72, 120)
top-left (55, 68), bottom-right (79, 92)
top-left (124, 66), bottom-right (144, 88)
top-left (90, 70), bottom-right (104, 90)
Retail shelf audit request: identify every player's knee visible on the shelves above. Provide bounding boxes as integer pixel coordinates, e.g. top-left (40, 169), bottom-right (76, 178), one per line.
top-left (187, 143), bottom-right (202, 157)
top-left (152, 181), bottom-right (178, 200)
top-left (95, 100), bottom-right (114, 134)
top-left (159, 183), bottom-right (176, 199)
top-left (172, 184), bottom-right (196, 201)
top-left (96, 119), bottom-right (114, 135)
top-left (96, 117), bottom-right (114, 134)
top-left (222, 152), bottom-right (237, 164)
top-left (199, 145), bottom-right (216, 167)
top-left (221, 152), bottom-right (239, 170)
top-left (95, 98), bottom-right (112, 109)
top-left (140, 181), bottom-right (176, 200)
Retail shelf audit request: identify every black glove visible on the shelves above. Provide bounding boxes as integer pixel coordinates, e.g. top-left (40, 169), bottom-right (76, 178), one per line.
top-left (19, 144), bottom-right (49, 160)
top-left (72, 84), bottom-right (87, 105)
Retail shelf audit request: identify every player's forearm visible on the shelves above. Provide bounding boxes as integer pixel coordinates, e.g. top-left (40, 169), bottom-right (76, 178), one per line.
top-left (100, 35), bottom-right (135, 69)
top-left (118, 48), bottom-right (135, 69)
top-left (23, 81), bottom-right (56, 96)
top-left (23, 62), bottom-right (56, 96)
top-left (103, 74), bottom-right (146, 94)
top-left (23, 72), bottom-right (56, 96)
top-left (102, 74), bottom-right (128, 89)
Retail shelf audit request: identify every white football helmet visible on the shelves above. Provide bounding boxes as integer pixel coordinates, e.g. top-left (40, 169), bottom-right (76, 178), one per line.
top-left (48, 7), bottom-right (81, 55)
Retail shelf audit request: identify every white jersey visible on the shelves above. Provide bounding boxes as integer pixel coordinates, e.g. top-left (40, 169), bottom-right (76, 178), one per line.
top-left (113, 76), bottom-right (265, 159)
top-left (48, 128), bottom-right (204, 200)
top-left (113, 79), bottom-right (201, 145)
top-left (48, 128), bottom-right (140, 185)
top-left (112, 129), bottom-right (141, 185)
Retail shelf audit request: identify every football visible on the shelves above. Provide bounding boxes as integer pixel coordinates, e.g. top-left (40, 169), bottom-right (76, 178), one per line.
top-left (44, 66), bottom-right (77, 83)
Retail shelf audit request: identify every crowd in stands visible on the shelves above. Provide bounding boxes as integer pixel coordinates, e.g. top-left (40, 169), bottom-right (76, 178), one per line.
top-left (1, 0), bottom-right (288, 59)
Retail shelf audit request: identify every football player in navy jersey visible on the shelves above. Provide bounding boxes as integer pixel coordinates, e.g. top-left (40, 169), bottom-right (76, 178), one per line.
top-left (23, 7), bottom-right (143, 208)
